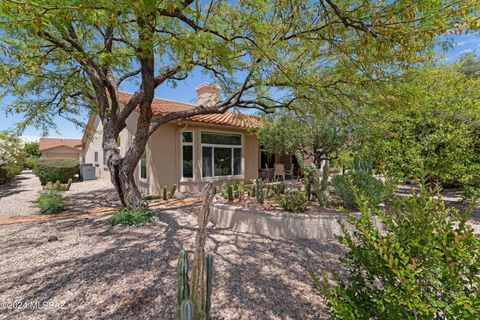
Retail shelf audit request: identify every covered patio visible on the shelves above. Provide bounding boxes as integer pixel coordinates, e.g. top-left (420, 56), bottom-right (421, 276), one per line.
top-left (258, 150), bottom-right (301, 182)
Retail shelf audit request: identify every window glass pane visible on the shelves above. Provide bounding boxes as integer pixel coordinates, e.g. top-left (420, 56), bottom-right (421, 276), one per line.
top-left (182, 145), bottom-right (193, 178)
top-left (201, 132), bottom-right (241, 145)
top-left (94, 151), bottom-right (98, 162)
top-left (140, 151), bottom-right (147, 179)
top-left (202, 147), bottom-right (212, 177)
top-left (234, 148), bottom-right (242, 175)
top-left (214, 147), bottom-right (232, 176)
top-left (182, 132), bottom-right (193, 143)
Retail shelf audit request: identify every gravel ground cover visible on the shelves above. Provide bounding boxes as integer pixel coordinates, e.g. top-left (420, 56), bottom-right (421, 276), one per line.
top-left (0, 205), bottom-right (344, 320)
top-left (0, 171), bottom-right (118, 217)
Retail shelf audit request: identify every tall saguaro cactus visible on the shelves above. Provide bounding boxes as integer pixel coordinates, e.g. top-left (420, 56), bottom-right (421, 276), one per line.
top-left (176, 182), bottom-right (216, 320)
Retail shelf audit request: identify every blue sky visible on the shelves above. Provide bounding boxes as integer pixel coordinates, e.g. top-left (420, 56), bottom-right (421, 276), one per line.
top-left (0, 32), bottom-right (478, 142)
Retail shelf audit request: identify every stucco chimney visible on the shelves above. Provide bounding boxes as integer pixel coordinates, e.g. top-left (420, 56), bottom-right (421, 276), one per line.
top-left (195, 83), bottom-right (221, 106)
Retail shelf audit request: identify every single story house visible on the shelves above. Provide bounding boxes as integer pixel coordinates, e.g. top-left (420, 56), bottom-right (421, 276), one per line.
top-left (39, 137), bottom-right (83, 160)
top-left (82, 84), bottom-right (272, 193)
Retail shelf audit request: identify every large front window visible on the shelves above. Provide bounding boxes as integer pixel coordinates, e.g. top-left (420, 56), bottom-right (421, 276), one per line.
top-left (201, 131), bottom-right (242, 178)
top-left (139, 150), bottom-right (147, 181)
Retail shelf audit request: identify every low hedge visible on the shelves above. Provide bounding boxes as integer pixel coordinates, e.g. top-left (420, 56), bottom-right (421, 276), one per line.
top-left (34, 158), bottom-right (79, 185)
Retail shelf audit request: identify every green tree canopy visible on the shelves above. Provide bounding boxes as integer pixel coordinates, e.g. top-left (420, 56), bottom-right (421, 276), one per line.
top-left (24, 141), bottom-right (40, 158)
top-left (1, 0), bottom-right (478, 206)
top-left (257, 109), bottom-right (350, 166)
top-left (350, 63), bottom-right (480, 187)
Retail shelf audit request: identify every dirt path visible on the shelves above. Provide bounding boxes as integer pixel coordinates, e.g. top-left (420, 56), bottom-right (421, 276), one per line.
top-left (0, 170), bottom-right (41, 216)
top-left (0, 171), bottom-right (119, 218)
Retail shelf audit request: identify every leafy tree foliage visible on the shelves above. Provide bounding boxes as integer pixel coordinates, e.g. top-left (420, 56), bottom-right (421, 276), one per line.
top-left (24, 141), bottom-right (40, 158)
top-left (257, 110), bottom-right (350, 165)
top-left (350, 65), bottom-right (480, 188)
top-left (315, 184), bottom-right (480, 319)
top-left (1, 0), bottom-right (478, 206)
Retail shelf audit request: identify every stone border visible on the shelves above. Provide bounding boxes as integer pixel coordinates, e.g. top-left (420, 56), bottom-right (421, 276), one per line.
top-left (210, 202), bottom-right (383, 240)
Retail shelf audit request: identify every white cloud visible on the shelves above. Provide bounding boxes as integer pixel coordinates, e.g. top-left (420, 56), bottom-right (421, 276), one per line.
top-left (454, 37), bottom-right (479, 47)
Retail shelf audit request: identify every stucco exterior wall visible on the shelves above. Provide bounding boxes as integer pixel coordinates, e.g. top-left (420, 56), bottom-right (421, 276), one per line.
top-left (82, 115), bottom-right (110, 180)
top-left (137, 122), bottom-right (259, 194)
top-left (83, 114), bottom-right (260, 195)
top-left (41, 146), bottom-right (81, 160)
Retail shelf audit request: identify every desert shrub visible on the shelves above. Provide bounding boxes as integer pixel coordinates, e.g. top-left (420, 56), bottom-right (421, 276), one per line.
top-left (25, 157), bottom-right (38, 170)
top-left (34, 158), bottom-right (79, 185)
top-left (332, 171), bottom-right (385, 208)
top-left (314, 184), bottom-right (480, 319)
top-left (36, 192), bottom-right (67, 214)
top-left (110, 206), bottom-right (154, 226)
top-left (277, 188), bottom-right (308, 212)
top-left (0, 163), bottom-right (22, 185)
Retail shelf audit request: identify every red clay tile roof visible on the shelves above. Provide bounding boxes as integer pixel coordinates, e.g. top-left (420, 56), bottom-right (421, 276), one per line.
top-left (117, 91), bottom-right (262, 129)
top-left (39, 138), bottom-right (82, 152)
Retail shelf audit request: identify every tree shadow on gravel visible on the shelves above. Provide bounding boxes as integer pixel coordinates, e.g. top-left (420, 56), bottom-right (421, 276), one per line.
top-left (65, 189), bottom-right (120, 212)
top-left (0, 206), bottom-right (344, 320)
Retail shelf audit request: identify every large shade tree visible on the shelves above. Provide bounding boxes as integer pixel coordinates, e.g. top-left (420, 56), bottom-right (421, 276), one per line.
top-left (350, 63), bottom-right (480, 187)
top-left (257, 109), bottom-right (350, 167)
top-left (1, 0), bottom-right (477, 206)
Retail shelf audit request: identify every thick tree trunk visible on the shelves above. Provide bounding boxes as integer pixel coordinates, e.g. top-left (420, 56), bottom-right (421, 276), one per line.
top-left (103, 122), bottom-right (146, 208)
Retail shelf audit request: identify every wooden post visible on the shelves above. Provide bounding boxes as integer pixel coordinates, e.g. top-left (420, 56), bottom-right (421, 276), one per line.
top-left (191, 182), bottom-right (215, 318)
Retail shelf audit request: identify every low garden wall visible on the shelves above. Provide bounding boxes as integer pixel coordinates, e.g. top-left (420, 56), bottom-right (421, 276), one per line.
top-left (210, 202), bottom-right (384, 240)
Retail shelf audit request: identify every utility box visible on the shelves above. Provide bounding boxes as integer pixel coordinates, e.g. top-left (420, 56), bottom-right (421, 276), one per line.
top-left (80, 163), bottom-right (96, 180)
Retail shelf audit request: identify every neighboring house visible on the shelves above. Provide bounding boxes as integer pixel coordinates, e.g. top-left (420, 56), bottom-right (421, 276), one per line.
top-left (82, 84), bottom-right (264, 193)
top-left (39, 137), bottom-right (82, 160)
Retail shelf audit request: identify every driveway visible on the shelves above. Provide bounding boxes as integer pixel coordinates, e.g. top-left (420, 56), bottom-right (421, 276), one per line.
top-left (0, 171), bottom-right (119, 217)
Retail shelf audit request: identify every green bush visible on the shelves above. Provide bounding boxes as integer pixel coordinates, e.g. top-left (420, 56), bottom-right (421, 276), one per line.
top-left (314, 184), bottom-right (480, 319)
top-left (277, 188), bottom-right (308, 212)
top-left (25, 157), bottom-right (38, 170)
top-left (332, 171), bottom-right (385, 208)
top-left (0, 164), bottom-right (22, 185)
top-left (36, 192), bottom-right (67, 214)
top-left (34, 158), bottom-right (79, 185)
top-left (110, 206), bottom-right (155, 226)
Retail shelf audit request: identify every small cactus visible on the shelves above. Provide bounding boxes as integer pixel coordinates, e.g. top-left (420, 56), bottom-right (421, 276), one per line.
top-left (227, 185), bottom-right (234, 201)
top-left (180, 299), bottom-right (193, 320)
top-left (169, 184), bottom-right (177, 199)
top-left (205, 252), bottom-right (214, 317)
top-left (54, 181), bottom-right (61, 190)
top-left (177, 249), bottom-right (190, 317)
top-left (163, 185), bottom-right (168, 200)
top-left (256, 179), bottom-right (264, 204)
top-left (66, 178), bottom-right (72, 191)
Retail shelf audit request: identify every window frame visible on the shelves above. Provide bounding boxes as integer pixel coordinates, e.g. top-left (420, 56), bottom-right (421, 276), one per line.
top-left (139, 149), bottom-right (147, 182)
top-left (94, 150), bottom-right (99, 164)
top-left (180, 130), bottom-right (195, 181)
top-left (200, 131), bottom-right (244, 180)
